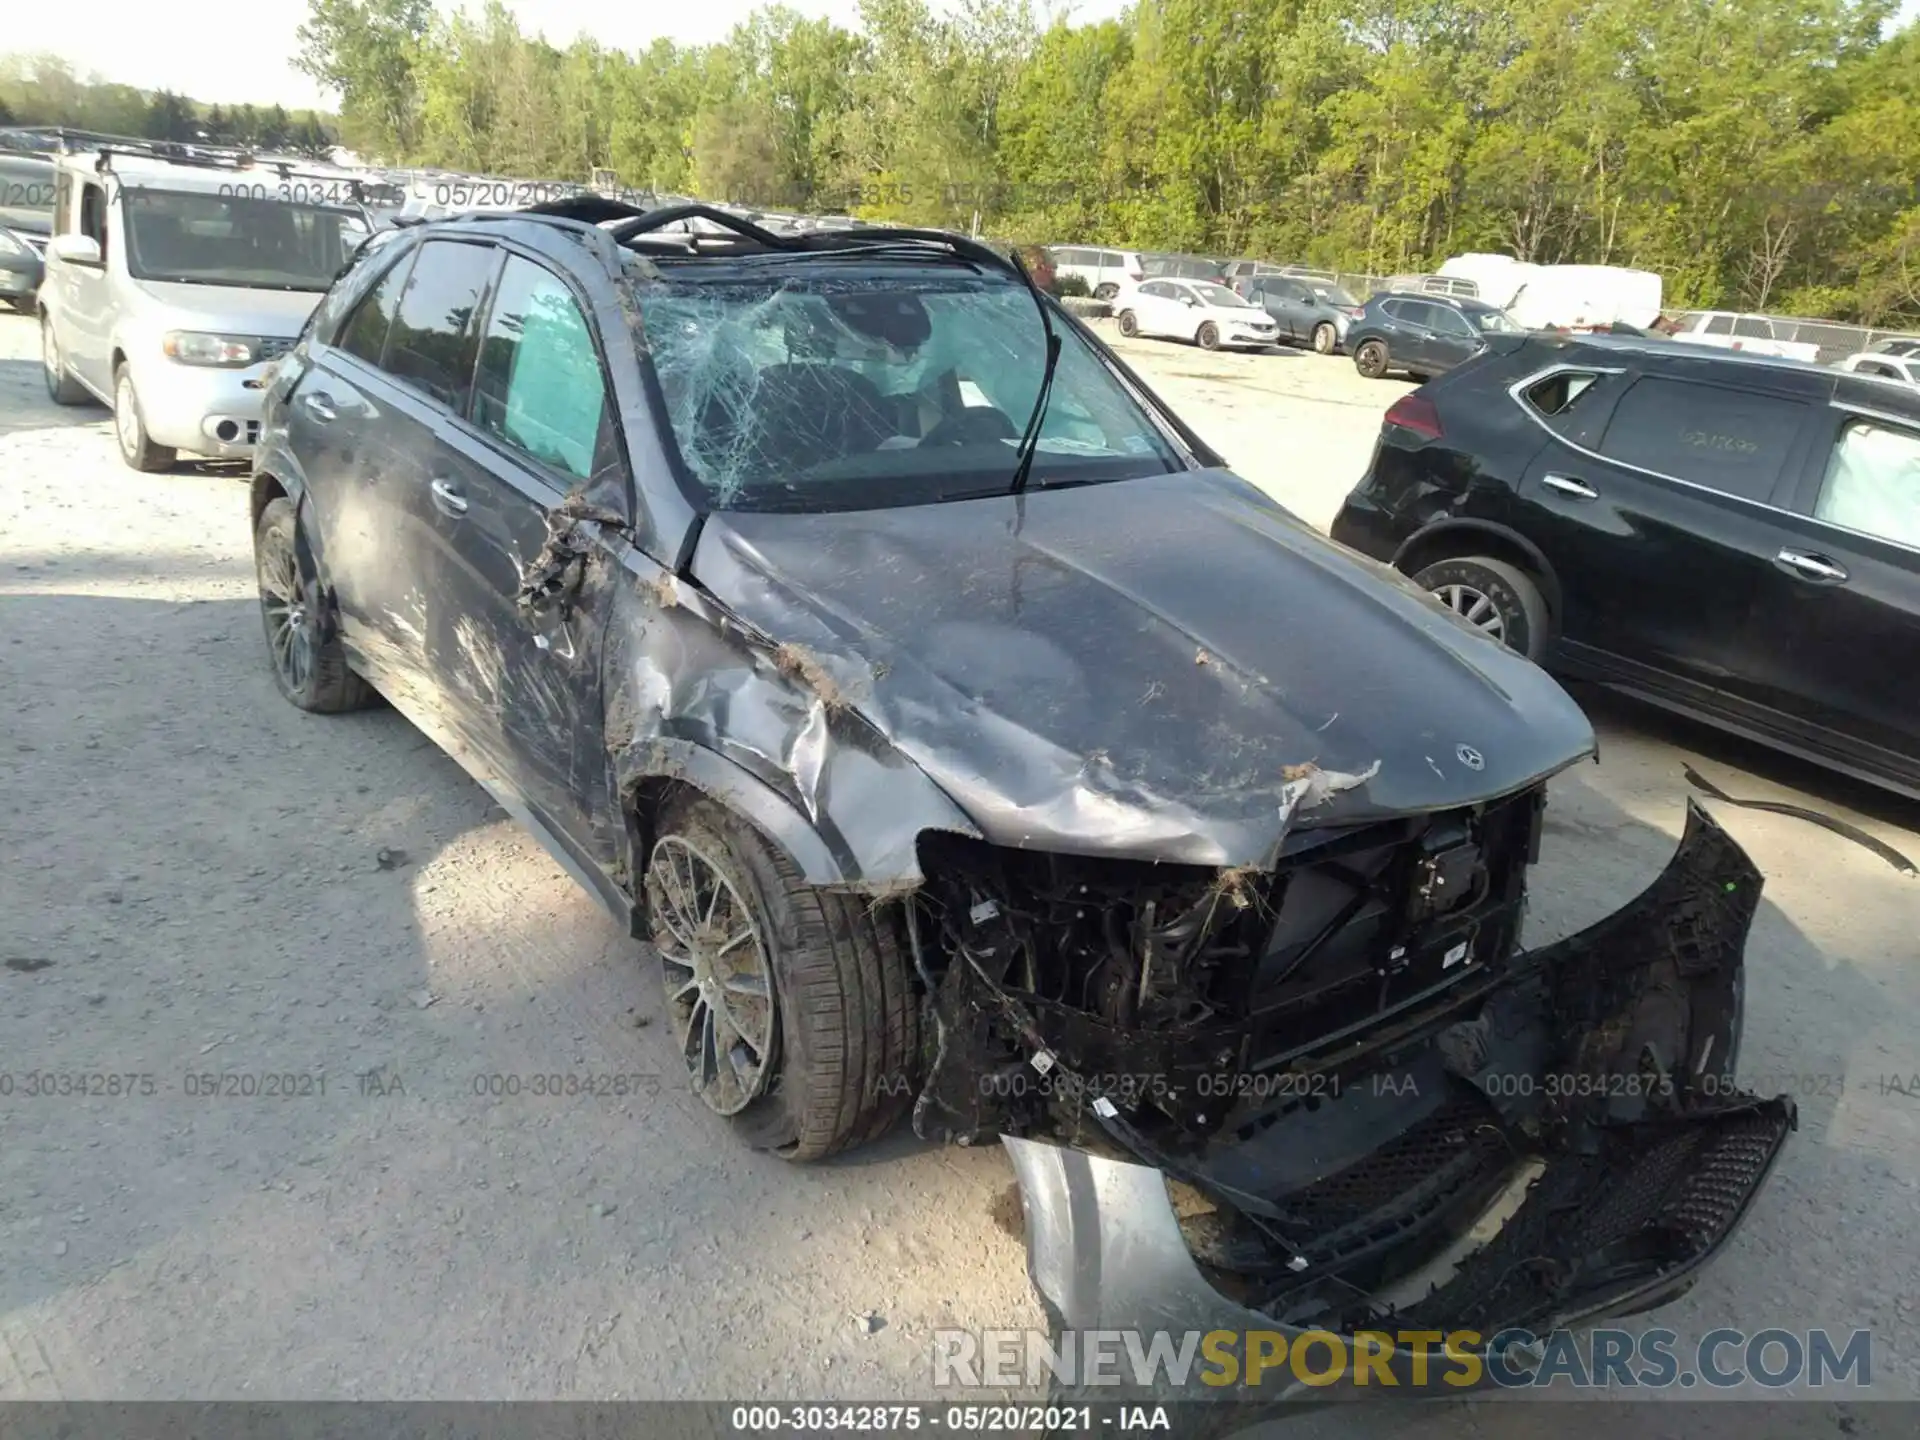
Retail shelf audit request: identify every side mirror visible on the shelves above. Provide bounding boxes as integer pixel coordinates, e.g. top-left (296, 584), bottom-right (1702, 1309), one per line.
top-left (50, 234), bottom-right (102, 267)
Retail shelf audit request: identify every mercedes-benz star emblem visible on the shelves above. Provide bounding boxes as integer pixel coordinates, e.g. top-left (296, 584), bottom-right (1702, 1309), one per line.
top-left (1456, 744), bottom-right (1485, 771)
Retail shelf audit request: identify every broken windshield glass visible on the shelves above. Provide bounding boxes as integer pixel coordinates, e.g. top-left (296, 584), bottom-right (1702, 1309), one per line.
top-left (627, 268), bottom-right (1182, 511)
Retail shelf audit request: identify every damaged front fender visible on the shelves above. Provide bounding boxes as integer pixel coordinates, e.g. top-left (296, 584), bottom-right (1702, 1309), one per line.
top-left (1003, 801), bottom-right (1797, 1400)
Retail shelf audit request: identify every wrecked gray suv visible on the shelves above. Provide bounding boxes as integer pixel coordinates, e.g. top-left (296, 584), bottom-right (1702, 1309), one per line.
top-left (250, 201), bottom-right (1793, 1382)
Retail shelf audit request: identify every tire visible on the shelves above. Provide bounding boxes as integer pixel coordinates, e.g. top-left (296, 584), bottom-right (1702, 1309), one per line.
top-left (1116, 309), bottom-right (1139, 338)
top-left (1196, 321), bottom-right (1221, 350)
top-left (1354, 339), bottom-right (1390, 379)
top-left (41, 312), bottom-right (88, 405)
top-left (1093, 282), bottom-right (1119, 301)
top-left (1411, 554), bottom-right (1552, 661)
top-left (1311, 322), bottom-right (1337, 354)
top-left (253, 496), bottom-right (376, 712)
top-left (113, 363), bottom-right (176, 472)
top-left (645, 794), bottom-right (922, 1162)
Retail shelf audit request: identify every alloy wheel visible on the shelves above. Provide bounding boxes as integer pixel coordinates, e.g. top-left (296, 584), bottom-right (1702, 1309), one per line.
top-left (1431, 582), bottom-right (1507, 643)
top-left (648, 835), bottom-right (777, 1117)
top-left (257, 526), bottom-right (315, 693)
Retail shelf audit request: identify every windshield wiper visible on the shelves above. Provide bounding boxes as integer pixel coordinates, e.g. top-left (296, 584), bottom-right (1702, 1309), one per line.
top-left (1007, 250), bottom-right (1062, 497)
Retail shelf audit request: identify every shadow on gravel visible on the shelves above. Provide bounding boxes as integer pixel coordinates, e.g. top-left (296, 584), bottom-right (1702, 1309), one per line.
top-left (0, 354), bottom-right (108, 438)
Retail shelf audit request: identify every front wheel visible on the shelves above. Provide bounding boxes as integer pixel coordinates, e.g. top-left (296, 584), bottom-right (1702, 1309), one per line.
top-left (1354, 339), bottom-right (1390, 379)
top-left (113, 364), bottom-right (176, 472)
top-left (1197, 321), bottom-right (1220, 350)
top-left (1311, 322), bottom-right (1337, 354)
top-left (1116, 309), bottom-right (1139, 338)
top-left (645, 795), bottom-right (922, 1161)
top-left (1411, 555), bottom-right (1551, 661)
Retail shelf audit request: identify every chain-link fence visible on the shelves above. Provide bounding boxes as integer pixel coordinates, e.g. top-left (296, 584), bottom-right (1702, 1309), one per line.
top-left (1665, 310), bottom-right (1920, 365)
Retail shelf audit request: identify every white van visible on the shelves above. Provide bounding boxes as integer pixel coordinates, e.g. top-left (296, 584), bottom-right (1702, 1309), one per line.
top-left (38, 142), bottom-right (373, 470)
top-left (1436, 254), bottom-right (1663, 331)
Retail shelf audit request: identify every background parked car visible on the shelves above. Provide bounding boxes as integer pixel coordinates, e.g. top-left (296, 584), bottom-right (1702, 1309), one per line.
top-left (1331, 334), bottom-right (1920, 800)
top-left (1668, 311), bottom-right (1821, 362)
top-left (1836, 351), bottom-right (1920, 387)
top-left (1235, 273), bottom-right (1366, 353)
top-left (1114, 277), bottom-right (1279, 350)
top-left (0, 224), bottom-right (45, 312)
top-left (1044, 245), bottom-right (1145, 299)
top-left (1347, 292), bottom-right (1523, 379)
top-left (1381, 273), bottom-right (1481, 300)
top-left (1139, 251), bottom-right (1228, 284)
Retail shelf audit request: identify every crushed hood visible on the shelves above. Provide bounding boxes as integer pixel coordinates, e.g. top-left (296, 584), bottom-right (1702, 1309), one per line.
top-left (692, 469), bottom-right (1595, 866)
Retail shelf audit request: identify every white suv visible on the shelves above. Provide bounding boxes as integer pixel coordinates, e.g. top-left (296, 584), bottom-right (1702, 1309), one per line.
top-left (1044, 245), bottom-right (1145, 300)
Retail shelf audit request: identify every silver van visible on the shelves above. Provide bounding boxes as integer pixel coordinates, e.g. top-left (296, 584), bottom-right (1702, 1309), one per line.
top-left (38, 144), bottom-right (372, 470)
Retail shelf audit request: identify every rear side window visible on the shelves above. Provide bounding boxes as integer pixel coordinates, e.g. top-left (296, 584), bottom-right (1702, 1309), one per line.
top-left (1598, 377), bottom-right (1806, 500)
top-left (1733, 316), bottom-right (1773, 340)
top-left (1702, 314), bottom-right (1734, 335)
top-left (472, 256), bottom-right (610, 482)
top-left (336, 248), bottom-right (414, 366)
top-left (1817, 419), bottom-right (1920, 549)
top-left (379, 240), bottom-right (498, 409)
top-left (1521, 370), bottom-right (1600, 418)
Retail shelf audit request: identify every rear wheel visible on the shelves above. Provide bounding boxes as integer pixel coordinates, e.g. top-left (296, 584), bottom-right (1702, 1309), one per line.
top-left (253, 496), bottom-right (376, 712)
top-left (1093, 282), bottom-right (1119, 301)
top-left (1197, 321), bottom-right (1221, 350)
top-left (646, 795), bottom-right (922, 1161)
top-left (113, 364), bottom-right (176, 472)
top-left (1354, 339), bottom-right (1390, 379)
top-left (41, 313), bottom-right (88, 405)
top-left (1116, 309), bottom-right (1139, 338)
top-left (1311, 322), bottom-right (1337, 354)
top-left (1411, 555), bottom-right (1551, 661)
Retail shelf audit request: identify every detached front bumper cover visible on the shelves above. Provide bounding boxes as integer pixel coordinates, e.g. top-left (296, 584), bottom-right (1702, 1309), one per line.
top-left (1003, 801), bottom-right (1797, 1399)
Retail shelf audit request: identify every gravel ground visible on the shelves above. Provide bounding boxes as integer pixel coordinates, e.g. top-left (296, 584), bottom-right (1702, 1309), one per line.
top-left (2, 309), bottom-right (1917, 1429)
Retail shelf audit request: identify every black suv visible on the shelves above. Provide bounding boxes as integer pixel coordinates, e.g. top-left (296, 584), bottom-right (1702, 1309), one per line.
top-left (1332, 334), bottom-right (1920, 800)
top-left (1348, 291), bottom-right (1524, 380)
top-left (250, 203), bottom-right (1789, 1369)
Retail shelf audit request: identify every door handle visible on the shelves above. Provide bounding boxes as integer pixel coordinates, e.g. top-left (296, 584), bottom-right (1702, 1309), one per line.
top-left (429, 478), bottom-right (468, 517)
top-left (1542, 473), bottom-right (1599, 501)
top-left (1775, 548), bottom-right (1848, 584)
top-left (300, 391), bottom-right (337, 423)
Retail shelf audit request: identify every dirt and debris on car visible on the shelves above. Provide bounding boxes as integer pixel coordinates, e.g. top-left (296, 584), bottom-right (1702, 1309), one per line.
top-left (250, 201), bottom-right (1794, 1392)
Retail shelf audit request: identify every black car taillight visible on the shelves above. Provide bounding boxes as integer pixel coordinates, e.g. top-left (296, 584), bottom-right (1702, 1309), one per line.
top-left (1383, 394), bottom-right (1444, 441)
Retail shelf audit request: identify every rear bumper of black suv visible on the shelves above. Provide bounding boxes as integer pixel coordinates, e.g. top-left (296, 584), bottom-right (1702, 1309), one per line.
top-left (1002, 801), bottom-right (1796, 1399)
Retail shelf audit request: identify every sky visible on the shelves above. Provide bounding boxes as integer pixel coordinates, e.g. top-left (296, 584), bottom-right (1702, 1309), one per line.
top-left (5, 0), bottom-right (1915, 111)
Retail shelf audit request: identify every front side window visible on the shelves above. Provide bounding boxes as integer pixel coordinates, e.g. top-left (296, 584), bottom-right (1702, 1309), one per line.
top-left (473, 255), bottom-right (610, 482)
top-left (79, 182), bottom-right (107, 259)
top-left (1703, 314), bottom-right (1735, 335)
top-left (1469, 307), bottom-right (1521, 334)
top-left (1431, 306), bottom-right (1477, 337)
top-left (121, 188), bottom-right (362, 291)
top-left (379, 240), bottom-right (497, 409)
top-left (1598, 377), bottom-right (1806, 501)
top-left (631, 268), bottom-right (1184, 512)
top-left (1733, 316), bottom-right (1774, 340)
top-left (1816, 419), bottom-right (1920, 549)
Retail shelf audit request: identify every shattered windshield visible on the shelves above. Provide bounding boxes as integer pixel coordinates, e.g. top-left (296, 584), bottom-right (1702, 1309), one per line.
top-left (1472, 307), bottom-right (1522, 334)
top-left (630, 266), bottom-right (1183, 511)
top-left (123, 188), bottom-right (365, 293)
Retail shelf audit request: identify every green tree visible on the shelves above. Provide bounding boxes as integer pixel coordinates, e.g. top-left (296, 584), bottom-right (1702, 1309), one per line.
top-left (295, 0), bottom-right (432, 158)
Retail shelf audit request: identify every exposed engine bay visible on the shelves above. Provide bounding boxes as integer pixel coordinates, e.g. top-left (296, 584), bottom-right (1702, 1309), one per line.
top-left (905, 792), bottom-right (1795, 1362)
